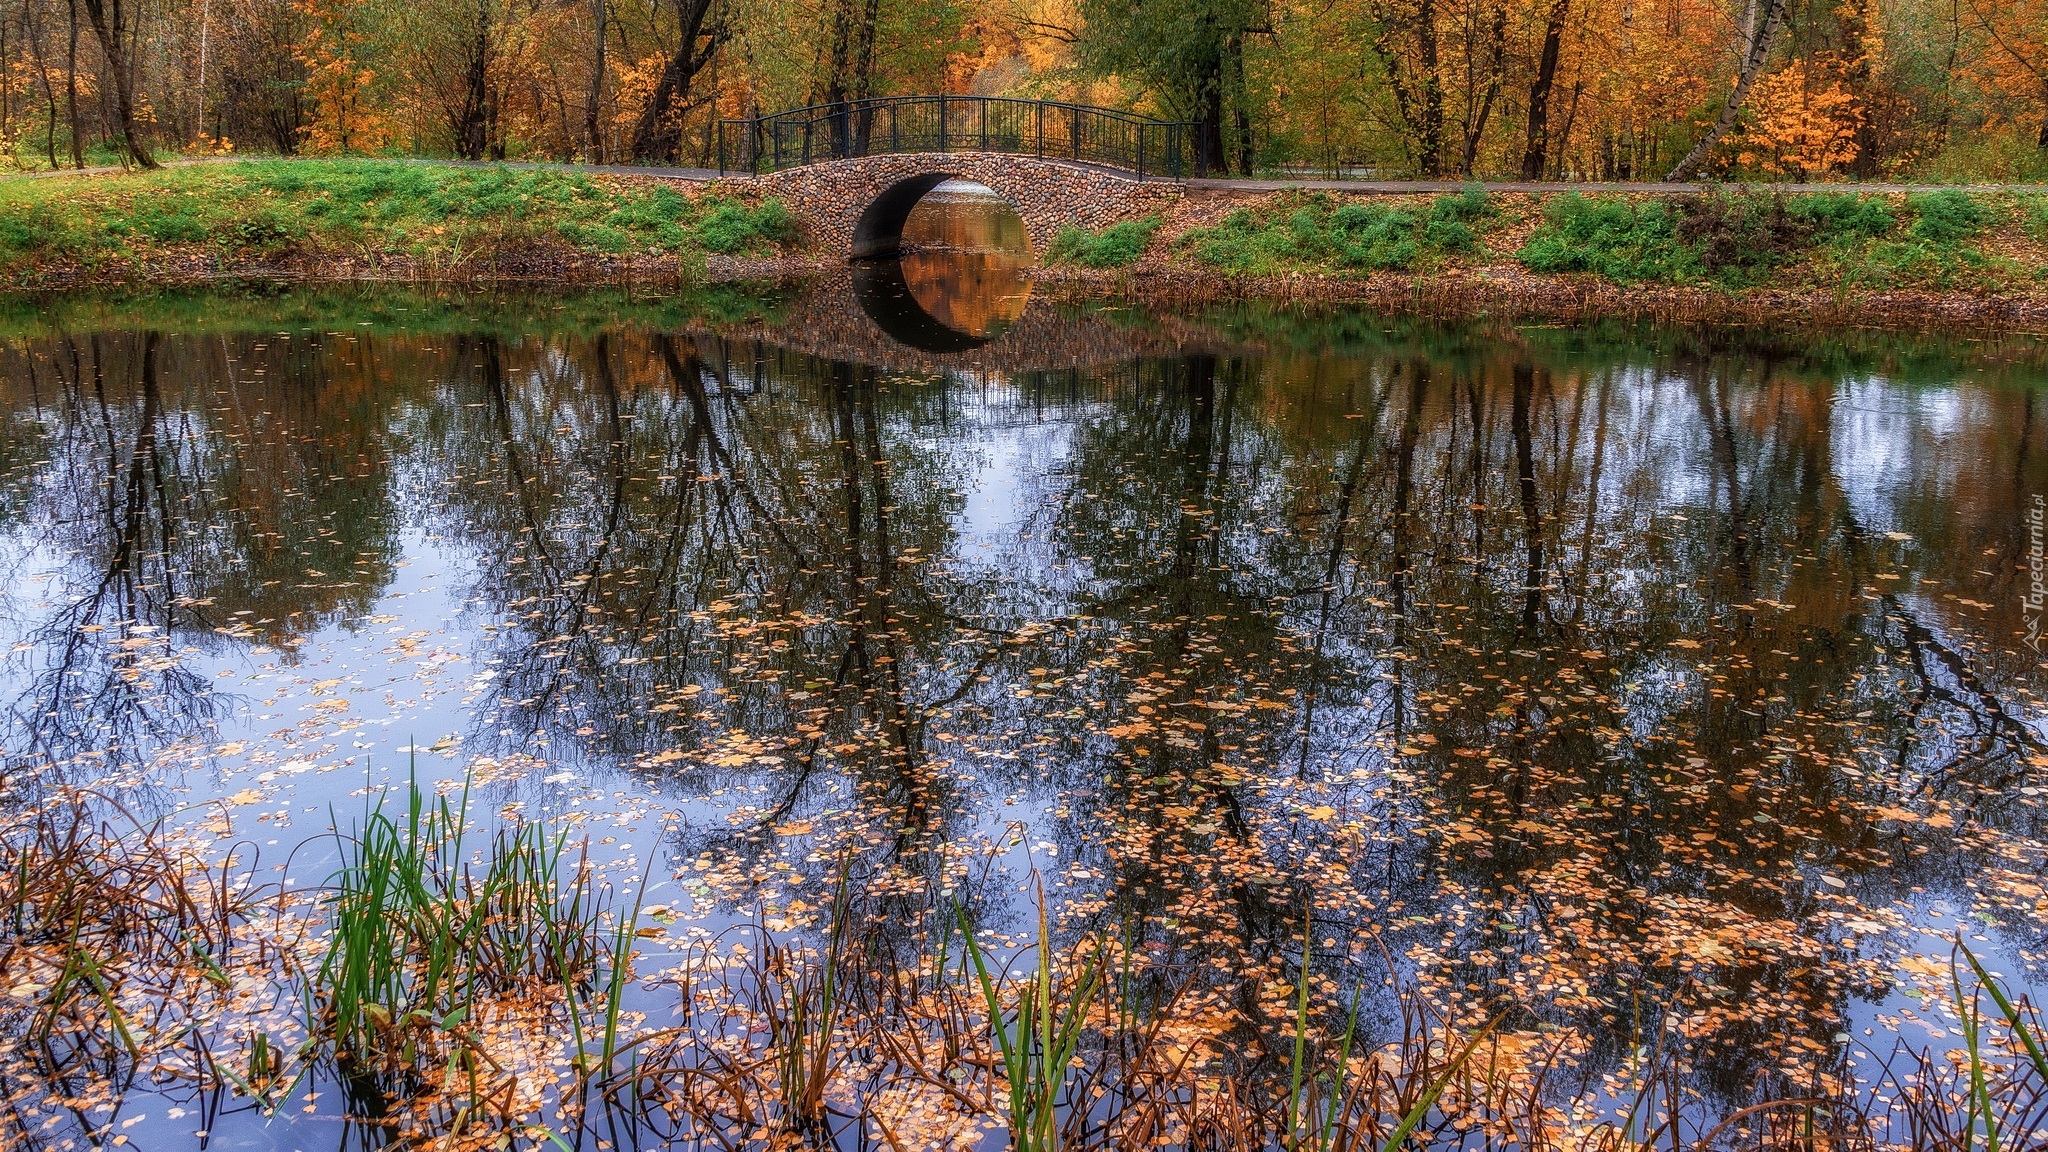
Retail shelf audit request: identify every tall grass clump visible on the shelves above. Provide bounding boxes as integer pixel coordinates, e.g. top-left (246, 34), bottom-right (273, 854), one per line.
top-left (315, 772), bottom-right (623, 1108)
top-left (1788, 191), bottom-right (1896, 243)
top-left (1817, 189), bottom-right (1998, 289)
top-left (695, 199), bottom-right (798, 254)
top-left (1185, 190), bottom-right (1491, 274)
top-left (1521, 188), bottom-right (2006, 288)
top-left (958, 885), bottom-right (1102, 1151)
top-left (1046, 215), bottom-right (1161, 268)
top-left (1907, 188), bottom-right (1987, 242)
top-left (0, 794), bottom-right (306, 1138)
top-left (1517, 194), bottom-right (1695, 282)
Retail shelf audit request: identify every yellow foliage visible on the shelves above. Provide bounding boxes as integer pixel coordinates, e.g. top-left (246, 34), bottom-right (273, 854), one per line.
top-left (295, 0), bottom-right (396, 155)
top-left (1735, 59), bottom-right (1863, 179)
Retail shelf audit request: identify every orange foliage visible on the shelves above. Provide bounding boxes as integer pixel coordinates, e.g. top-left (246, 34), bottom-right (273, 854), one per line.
top-left (1736, 59), bottom-right (1864, 178)
top-left (1565, 0), bottom-right (1723, 178)
top-left (295, 0), bottom-right (395, 154)
top-left (1964, 0), bottom-right (2048, 138)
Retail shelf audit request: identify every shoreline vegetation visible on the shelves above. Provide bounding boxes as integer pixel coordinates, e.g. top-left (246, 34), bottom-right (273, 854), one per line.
top-left (18, 159), bottom-right (2048, 328)
top-left (7, 777), bottom-right (2047, 1151)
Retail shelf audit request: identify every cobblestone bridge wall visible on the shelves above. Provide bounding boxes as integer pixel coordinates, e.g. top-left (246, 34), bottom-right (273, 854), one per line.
top-left (729, 153), bottom-right (1183, 258)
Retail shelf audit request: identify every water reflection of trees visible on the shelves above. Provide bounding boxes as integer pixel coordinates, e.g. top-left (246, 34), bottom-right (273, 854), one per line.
top-left (0, 331), bottom-right (401, 785)
top-left (3, 310), bottom-right (2046, 1124)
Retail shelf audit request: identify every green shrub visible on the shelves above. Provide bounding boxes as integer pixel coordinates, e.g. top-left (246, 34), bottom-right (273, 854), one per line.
top-left (1787, 193), bottom-right (1895, 242)
top-left (1907, 189), bottom-right (1985, 243)
top-left (226, 211), bottom-right (298, 253)
top-left (1428, 187), bottom-right (1491, 225)
top-left (1046, 216), bottom-right (1160, 268)
top-left (1517, 195), bottom-right (1697, 283)
top-left (1832, 237), bottom-right (1992, 289)
top-left (695, 198), bottom-right (796, 254)
top-left (1182, 194), bottom-right (1481, 274)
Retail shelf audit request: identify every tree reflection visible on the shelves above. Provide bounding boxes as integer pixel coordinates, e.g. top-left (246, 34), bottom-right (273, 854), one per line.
top-left (0, 329), bottom-right (401, 786)
top-left (1, 298), bottom-right (2045, 1128)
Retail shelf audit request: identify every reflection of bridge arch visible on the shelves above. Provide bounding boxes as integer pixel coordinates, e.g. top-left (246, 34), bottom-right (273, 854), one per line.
top-left (851, 258), bottom-right (994, 353)
top-left (734, 153), bottom-right (1184, 260)
top-left (691, 270), bottom-right (1233, 374)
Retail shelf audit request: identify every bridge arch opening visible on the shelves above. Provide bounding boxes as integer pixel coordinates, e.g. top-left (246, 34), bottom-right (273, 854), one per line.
top-left (851, 174), bottom-right (1034, 261)
top-left (850, 178), bottom-right (1033, 352)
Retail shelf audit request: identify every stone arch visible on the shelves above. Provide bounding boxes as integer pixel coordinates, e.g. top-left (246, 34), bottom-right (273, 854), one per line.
top-left (851, 172), bottom-right (963, 259)
top-left (732, 153), bottom-right (1184, 261)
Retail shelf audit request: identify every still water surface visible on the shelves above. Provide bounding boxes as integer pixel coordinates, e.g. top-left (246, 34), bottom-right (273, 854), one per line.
top-left (2, 201), bottom-right (2047, 1145)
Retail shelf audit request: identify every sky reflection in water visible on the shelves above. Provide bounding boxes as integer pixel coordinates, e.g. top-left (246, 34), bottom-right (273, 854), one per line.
top-left (1, 271), bottom-right (2047, 1143)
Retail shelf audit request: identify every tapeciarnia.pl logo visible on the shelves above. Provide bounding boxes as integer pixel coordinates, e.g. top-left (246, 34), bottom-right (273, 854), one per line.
top-left (2027, 494), bottom-right (2046, 652)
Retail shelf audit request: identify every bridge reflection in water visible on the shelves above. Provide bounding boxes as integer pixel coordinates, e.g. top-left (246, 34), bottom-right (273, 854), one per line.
top-left (851, 179), bottom-right (1032, 353)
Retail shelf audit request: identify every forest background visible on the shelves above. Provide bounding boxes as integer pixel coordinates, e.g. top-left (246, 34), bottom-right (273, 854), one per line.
top-left (24, 0), bottom-right (2048, 184)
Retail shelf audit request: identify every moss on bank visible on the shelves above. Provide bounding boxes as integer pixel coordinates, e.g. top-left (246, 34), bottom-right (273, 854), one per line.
top-left (0, 159), bottom-right (796, 284)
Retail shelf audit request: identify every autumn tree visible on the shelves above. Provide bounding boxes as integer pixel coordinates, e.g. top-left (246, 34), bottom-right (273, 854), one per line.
top-left (1521, 0), bottom-right (1568, 178)
top-left (1666, 0), bottom-right (1788, 178)
top-left (626, 0), bottom-right (724, 162)
top-left (296, 0), bottom-right (394, 152)
top-left (76, 0), bottom-right (154, 165)
top-left (1076, 0), bottom-right (1266, 173)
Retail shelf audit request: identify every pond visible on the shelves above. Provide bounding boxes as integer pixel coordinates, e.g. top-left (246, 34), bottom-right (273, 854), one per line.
top-left (2, 249), bottom-right (2047, 1148)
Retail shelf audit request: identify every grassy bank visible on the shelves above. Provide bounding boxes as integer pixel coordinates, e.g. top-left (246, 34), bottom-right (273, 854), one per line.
top-left (0, 159), bottom-right (797, 286)
top-left (18, 161), bottom-right (2048, 324)
top-left (1046, 186), bottom-right (2048, 314)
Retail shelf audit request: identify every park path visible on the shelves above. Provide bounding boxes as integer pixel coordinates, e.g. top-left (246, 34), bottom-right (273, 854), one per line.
top-left (3, 155), bottom-right (723, 182)
top-left (17, 153), bottom-right (2048, 195)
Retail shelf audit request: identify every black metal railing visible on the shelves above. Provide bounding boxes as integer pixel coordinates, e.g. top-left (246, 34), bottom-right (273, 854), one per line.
top-left (717, 96), bottom-right (1201, 179)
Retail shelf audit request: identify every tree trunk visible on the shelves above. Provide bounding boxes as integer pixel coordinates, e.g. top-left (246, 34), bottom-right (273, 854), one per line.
top-left (1520, 0), bottom-right (1567, 180)
top-left (1839, 0), bottom-right (1878, 175)
top-left (64, 0), bottom-right (82, 167)
top-left (1665, 0), bottom-right (1785, 180)
top-left (1458, 1), bottom-right (1505, 175)
top-left (585, 0), bottom-right (606, 160)
top-left (1417, 0), bottom-right (1442, 176)
top-left (77, 0), bottom-right (154, 166)
top-left (452, 22), bottom-right (491, 159)
top-left (1228, 32), bottom-right (1252, 175)
top-left (626, 0), bottom-right (720, 162)
top-left (24, 0), bottom-right (58, 168)
top-left (1201, 69), bottom-right (1225, 175)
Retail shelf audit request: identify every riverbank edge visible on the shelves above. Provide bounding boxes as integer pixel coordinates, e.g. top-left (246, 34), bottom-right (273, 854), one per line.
top-left (18, 250), bottom-right (2048, 333)
top-left (1029, 261), bottom-right (2048, 331)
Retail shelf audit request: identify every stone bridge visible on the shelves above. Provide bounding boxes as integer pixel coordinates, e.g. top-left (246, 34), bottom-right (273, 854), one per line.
top-left (729, 153), bottom-right (1184, 259)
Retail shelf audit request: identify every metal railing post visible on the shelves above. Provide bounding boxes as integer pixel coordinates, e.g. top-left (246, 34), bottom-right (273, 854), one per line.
top-left (1072, 106), bottom-right (1081, 160)
top-left (891, 104), bottom-right (899, 153)
top-left (979, 99), bottom-right (988, 150)
top-left (1036, 103), bottom-right (1044, 157)
top-left (939, 95), bottom-right (948, 152)
top-left (1137, 124), bottom-right (1146, 179)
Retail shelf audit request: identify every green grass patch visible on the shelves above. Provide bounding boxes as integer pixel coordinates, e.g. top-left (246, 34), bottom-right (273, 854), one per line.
top-left (1518, 195), bottom-right (1693, 283)
top-left (1045, 216), bottom-right (1161, 268)
top-left (1181, 190), bottom-right (1493, 274)
top-left (1518, 188), bottom-right (2008, 289)
top-left (0, 159), bottom-right (798, 281)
